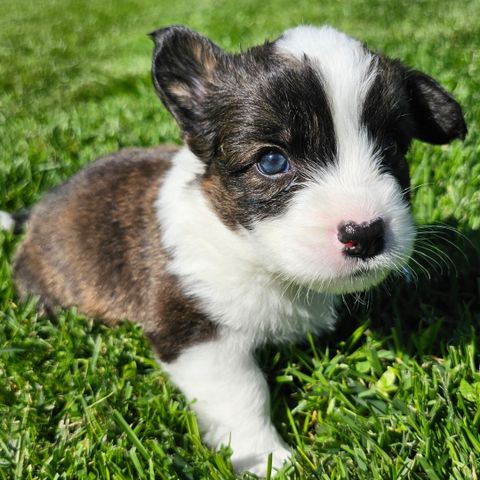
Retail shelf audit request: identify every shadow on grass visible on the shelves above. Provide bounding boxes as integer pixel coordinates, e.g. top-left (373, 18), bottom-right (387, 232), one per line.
top-left (260, 219), bottom-right (479, 374)
top-left (331, 218), bottom-right (480, 357)
top-left (261, 218), bottom-right (480, 423)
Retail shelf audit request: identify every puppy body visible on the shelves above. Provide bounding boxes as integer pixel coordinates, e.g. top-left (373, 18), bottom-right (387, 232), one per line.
top-left (4, 25), bottom-right (466, 475)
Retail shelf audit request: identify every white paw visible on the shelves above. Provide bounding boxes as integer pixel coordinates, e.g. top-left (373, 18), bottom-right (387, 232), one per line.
top-left (232, 445), bottom-right (291, 477)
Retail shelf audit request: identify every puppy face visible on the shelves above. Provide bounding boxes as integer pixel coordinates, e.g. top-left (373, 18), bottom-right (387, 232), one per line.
top-left (151, 25), bottom-right (466, 294)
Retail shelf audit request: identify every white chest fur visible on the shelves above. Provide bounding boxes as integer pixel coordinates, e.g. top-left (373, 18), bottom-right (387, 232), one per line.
top-left (156, 147), bottom-right (338, 346)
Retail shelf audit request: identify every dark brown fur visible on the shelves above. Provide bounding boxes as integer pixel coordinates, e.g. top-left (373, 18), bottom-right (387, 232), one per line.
top-left (152, 28), bottom-right (337, 229)
top-left (13, 146), bottom-right (217, 362)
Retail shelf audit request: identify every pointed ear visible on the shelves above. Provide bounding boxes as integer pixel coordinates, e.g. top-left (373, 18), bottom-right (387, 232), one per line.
top-left (150, 26), bottom-right (224, 136)
top-left (406, 70), bottom-right (467, 144)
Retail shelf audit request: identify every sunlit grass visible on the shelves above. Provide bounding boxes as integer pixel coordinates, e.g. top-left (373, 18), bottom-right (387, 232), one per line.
top-left (1, 0), bottom-right (479, 478)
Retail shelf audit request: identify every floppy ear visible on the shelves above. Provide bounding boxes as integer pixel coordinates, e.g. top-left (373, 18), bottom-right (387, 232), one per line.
top-left (150, 26), bottom-right (224, 141)
top-left (406, 70), bottom-right (467, 144)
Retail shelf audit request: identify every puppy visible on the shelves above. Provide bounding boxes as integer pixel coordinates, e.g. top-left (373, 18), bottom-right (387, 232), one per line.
top-left (1, 25), bottom-right (466, 476)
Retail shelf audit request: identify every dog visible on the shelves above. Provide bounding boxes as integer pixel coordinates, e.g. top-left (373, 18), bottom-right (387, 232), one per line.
top-left (0, 25), bottom-right (466, 476)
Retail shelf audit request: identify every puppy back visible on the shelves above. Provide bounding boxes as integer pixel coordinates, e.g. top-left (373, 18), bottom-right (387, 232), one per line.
top-left (15, 146), bottom-right (218, 361)
top-left (14, 147), bottom-right (173, 317)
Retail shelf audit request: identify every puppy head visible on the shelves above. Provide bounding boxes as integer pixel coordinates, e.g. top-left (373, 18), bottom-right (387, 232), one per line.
top-left (150, 25), bottom-right (467, 294)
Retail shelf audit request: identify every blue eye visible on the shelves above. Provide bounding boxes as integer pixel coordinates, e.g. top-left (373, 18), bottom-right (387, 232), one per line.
top-left (257, 151), bottom-right (290, 175)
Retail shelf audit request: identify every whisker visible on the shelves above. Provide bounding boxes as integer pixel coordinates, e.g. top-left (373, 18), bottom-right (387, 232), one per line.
top-left (341, 293), bottom-right (352, 315)
top-left (404, 252), bottom-right (432, 279)
top-left (413, 247), bottom-right (447, 275)
top-left (415, 231), bottom-right (469, 263)
top-left (402, 182), bottom-right (433, 195)
top-left (412, 239), bottom-right (462, 279)
top-left (417, 222), bottom-right (472, 246)
top-left (415, 234), bottom-right (461, 269)
top-left (386, 255), bottom-right (417, 284)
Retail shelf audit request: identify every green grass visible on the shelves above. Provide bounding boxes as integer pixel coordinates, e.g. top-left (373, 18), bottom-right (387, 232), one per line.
top-left (0, 0), bottom-right (479, 478)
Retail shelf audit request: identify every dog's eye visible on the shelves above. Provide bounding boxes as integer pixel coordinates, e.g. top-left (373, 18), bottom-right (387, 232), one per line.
top-left (381, 135), bottom-right (398, 155)
top-left (256, 151), bottom-right (290, 176)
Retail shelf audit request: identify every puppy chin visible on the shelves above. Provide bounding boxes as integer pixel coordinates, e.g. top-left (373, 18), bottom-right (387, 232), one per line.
top-left (309, 268), bottom-right (390, 295)
top-left (268, 238), bottom-right (415, 295)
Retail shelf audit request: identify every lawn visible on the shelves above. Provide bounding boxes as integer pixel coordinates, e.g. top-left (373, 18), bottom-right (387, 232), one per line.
top-left (0, 0), bottom-right (479, 478)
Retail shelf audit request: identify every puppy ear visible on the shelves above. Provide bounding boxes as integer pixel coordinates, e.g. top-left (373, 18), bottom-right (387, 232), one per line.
top-left (150, 26), bottom-right (224, 137)
top-left (406, 70), bottom-right (467, 144)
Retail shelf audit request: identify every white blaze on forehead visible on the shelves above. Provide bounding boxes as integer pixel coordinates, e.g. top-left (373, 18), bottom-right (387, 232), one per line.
top-left (248, 26), bottom-right (415, 290)
top-left (275, 25), bottom-right (379, 179)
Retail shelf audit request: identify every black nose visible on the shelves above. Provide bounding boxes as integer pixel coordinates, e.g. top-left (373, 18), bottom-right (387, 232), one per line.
top-left (338, 218), bottom-right (385, 259)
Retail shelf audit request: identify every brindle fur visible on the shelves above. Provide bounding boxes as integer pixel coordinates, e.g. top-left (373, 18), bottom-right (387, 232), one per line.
top-left (13, 146), bottom-right (216, 362)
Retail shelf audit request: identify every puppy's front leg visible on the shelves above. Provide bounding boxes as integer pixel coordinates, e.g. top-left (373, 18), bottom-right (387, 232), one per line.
top-left (161, 333), bottom-right (290, 476)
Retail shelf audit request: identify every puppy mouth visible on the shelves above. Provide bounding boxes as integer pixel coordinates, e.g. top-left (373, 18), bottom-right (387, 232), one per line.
top-left (318, 254), bottom-right (401, 294)
top-left (343, 236), bottom-right (414, 280)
